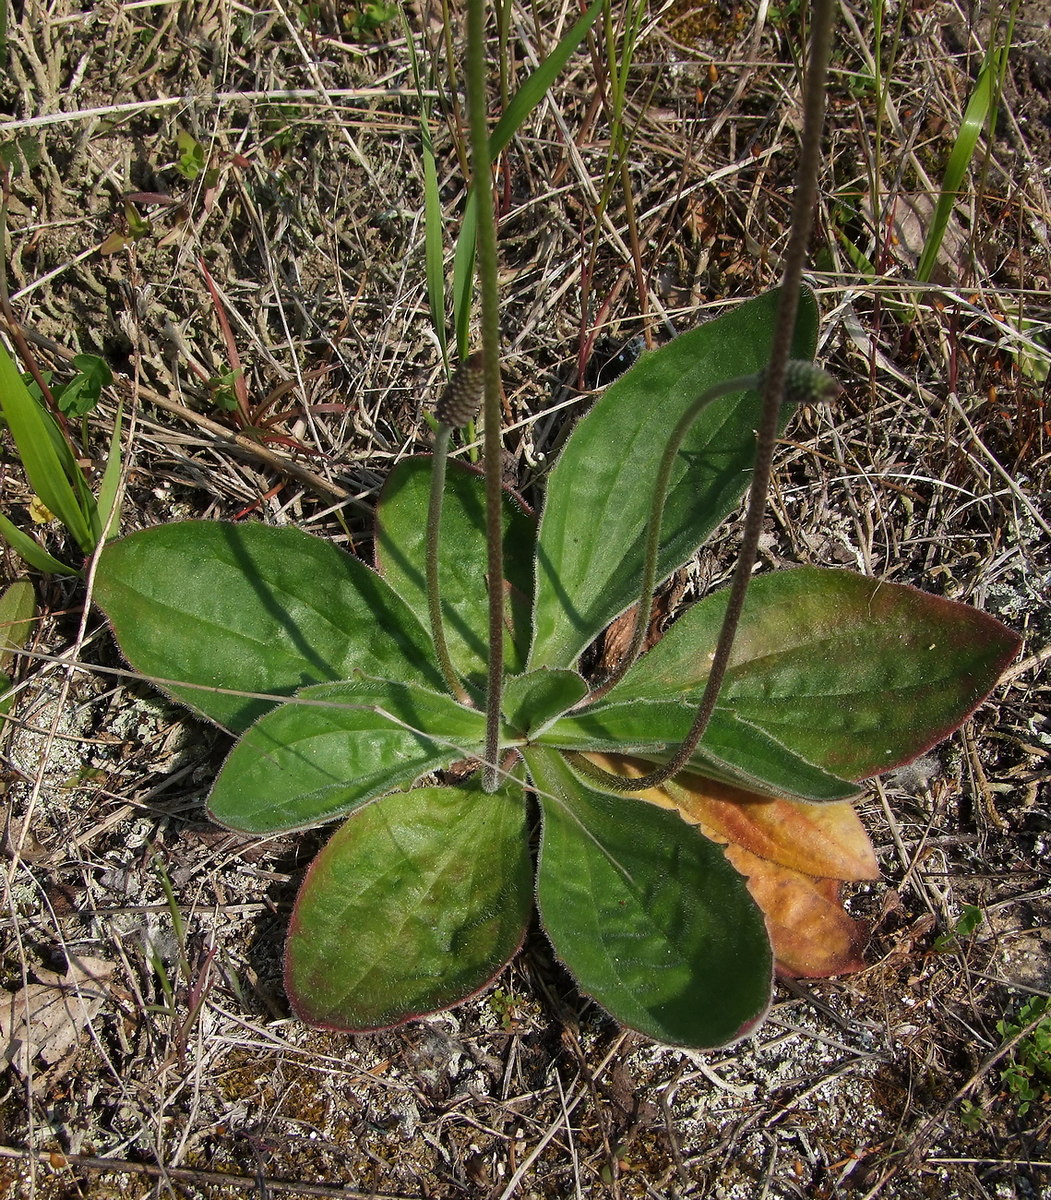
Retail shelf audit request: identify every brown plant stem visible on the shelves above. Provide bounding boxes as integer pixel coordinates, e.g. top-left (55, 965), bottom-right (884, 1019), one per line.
top-left (465, 0), bottom-right (505, 792)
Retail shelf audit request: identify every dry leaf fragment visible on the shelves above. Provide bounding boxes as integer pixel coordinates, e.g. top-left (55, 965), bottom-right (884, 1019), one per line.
top-left (0, 956), bottom-right (114, 1077)
top-left (722, 843), bottom-right (870, 977)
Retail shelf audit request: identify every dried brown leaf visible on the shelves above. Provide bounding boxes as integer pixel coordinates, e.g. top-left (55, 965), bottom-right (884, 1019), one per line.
top-left (0, 956), bottom-right (115, 1078)
top-left (584, 753), bottom-right (879, 880)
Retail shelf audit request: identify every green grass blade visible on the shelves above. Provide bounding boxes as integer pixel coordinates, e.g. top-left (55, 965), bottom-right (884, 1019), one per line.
top-left (488, 0), bottom-right (604, 160)
top-left (452, 0), bottom-right (604, 355)
top-left (0, 511), bottom-right (79, 575)
top-left (405, 22), bottom-right (449, 366)
top-left (915, 50), bottom-right (1001, 282)
top-left (422, 129), bottom-right (449, 366)
top-left (95, 401), bottom-right (124, 537)
top-left (0, 344), bottom-right (96, 552)
top-left (453, 191), bottom-right (478, 359)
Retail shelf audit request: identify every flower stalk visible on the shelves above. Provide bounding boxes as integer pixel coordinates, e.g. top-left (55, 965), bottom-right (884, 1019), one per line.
top-left (465, 0), bottom-right (505, 791)
top-left (576, 0), bottom-right (838, 796)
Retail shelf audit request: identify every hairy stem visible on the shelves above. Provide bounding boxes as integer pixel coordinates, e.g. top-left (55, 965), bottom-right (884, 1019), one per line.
top-left (425, 423), bottom-right (472, 704)
top-left (465, 0), bottom-right (505, 791)
top-left (575, 0), bottom-right (837, 797)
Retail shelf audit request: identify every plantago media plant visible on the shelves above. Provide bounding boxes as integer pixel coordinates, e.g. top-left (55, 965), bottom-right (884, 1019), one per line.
top-left (91, 285), bottom-right (1019, 1048)
top-left (89, 0), bottom-right (1018, 1049)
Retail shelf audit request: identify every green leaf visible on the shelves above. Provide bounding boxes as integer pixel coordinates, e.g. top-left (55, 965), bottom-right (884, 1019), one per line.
top-left (0, 344), bottom-right (96, 553)
top-left (208, 677), bottom-right (487, 833)
top-left (421, 113), bottom-right (447, 363)
top-left (0, 579), bottom-right (35, 672)
top-left (542, 700), bottom-right (859, 802)
top-left (94, 521), bottom-right (445, 731)
top-left (487, 0), bottom-right (605, 162)
top-left (175, 129), bottom-right (206, 180)
top-left (95, 400), bottom-right (123, 535)
top-left (0, 580), bottom-right (34, 728)
top-left (610, 567), bottom-right (1021, 780)
top-left (54, 354), bottom-right (112, 418)
top-left (529, 288), bottom-right (818, 670)
top-left (501, 668), bottom-right (588, 737)
top-left (285, 779), bottom-right (532, 1029)
top-left (916, 41), bottom-right (1007, 283)
top-left (526, 747), bottom-right (772, 1048)
top-left (0, 511), bottom-right (79, 575)
top-left (375, 457), bottom-right (535, 686)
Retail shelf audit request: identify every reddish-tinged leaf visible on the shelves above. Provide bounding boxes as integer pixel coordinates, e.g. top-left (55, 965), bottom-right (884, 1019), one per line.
top-left (610, 567), bottom-right (1021, 780)
top-left (722, 843), bottom-right (870, 978)
top-left (285, 781), bottom-right (531, 1031)
top-left (584, 754), bottom-right (879, 881)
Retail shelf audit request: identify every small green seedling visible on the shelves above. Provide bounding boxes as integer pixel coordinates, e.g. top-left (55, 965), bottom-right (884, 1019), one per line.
top-left (958, 1098), bottom-right (983, 1132)
top-left (934, 903), bottom-right (984, 953)
top-left (346, 0), bottom-right (400, 39)
top-left (0, 344), bottom-right (122, 575)
top-left (174, 130), bottom-right (207, 182)
top-left (997, 995), bottom-right (1051, 1117)
top-left (207, 368), bottom-right (244, 414)
top-left (47, 353), bottom-right (113, 420)
top-left (91, 287), bottom-right (1019, 1048)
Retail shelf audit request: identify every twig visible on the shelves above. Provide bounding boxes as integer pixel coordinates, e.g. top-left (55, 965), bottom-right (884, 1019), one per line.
top-left (0, 1145), bottom-right (422, 1200)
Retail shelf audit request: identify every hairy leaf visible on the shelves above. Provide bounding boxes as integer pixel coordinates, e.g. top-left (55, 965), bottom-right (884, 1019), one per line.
top-left (609, 567), bottom-right (1020, 779)
top-left (286, 781), bottom-right (532, 1030)
top-left (526, 747), bottom-right (772, 1048)
top-left (501, 668), bottom-right (588, 737)
top-left (543, 700), bottom-right (859, 802)
top-left (529, 288), bottom-right (818, 670)
top-left (208, 677), bottom-right (487, 833)
top-left (375, 457), bottom-right (535, 686)
top-left (94, 521), bottom-right (444, 731)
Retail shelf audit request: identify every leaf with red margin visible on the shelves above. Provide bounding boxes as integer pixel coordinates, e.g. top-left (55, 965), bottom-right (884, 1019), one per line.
top-left (285, 778), bottom-right (532, 1031)
top-left (607, 567), bottom-right (1021, 781)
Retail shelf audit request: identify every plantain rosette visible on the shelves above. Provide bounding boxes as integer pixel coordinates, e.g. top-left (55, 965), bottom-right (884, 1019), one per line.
top-left (93, 289), bottom-right (1020, 1048)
